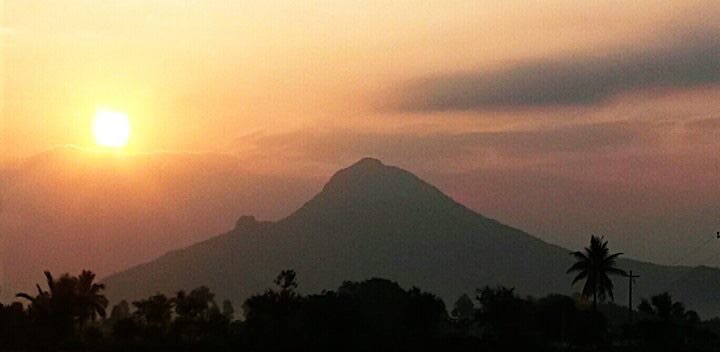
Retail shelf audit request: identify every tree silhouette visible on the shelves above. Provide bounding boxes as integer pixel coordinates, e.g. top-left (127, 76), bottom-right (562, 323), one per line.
top-left (109, 300), bottom-right (131, 321)
top-left (132, 294), bottom-right (174, 329)
top-left (242, 269), bottom-right (304, 351)
top-left (16, 271), bottom-right (108, 333)
top-left (274, 269), bottom-right (299, 297)
top-left (13, 270), bottom-right (108, 349)
top-left (76, 270), bottom-right (109, 324)
top-left (635, 292), bottom-right (703, 346)
top-left (638, 292), bottom-right (700, 324)
top-left (567, 236), bottom-right (626, 310)
top-left (0, 302), bottom-right (31, 349)
top-left (6, 268), bottom-right (720, 351)
top-left (173, 286), bottom-right (229, 346)
top-left (175, 286), bottom-right (216, 321)
top-left (451, 293), bottom-right (475, 330)
top-left (474, 285), bottom-right (536, 346)
top-left (221, 300), bottom-right (235, 320)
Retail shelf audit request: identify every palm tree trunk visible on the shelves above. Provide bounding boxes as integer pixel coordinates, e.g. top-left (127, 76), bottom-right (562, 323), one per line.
top-left (593, 291), bottom-right (597, 311)
top-left (593, 276), bottom-right (598, 311)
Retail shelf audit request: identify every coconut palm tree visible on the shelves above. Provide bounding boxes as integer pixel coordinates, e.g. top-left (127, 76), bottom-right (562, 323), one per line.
top-left (15, 275), bottom-right (53, 322)
top-left (76, 270), bottom-right (109, 323)
top-left (16, 270), bottom-right (108, 330)
top-left (567, 235), bottom-right (626, 310)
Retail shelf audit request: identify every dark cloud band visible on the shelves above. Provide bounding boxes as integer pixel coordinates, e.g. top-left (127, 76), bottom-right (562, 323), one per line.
top-left (392, 33), bottom-right (720, 111)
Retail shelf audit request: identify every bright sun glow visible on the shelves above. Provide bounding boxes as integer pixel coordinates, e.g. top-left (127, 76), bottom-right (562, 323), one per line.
top-left (93, 110), bottom-right (130, 148)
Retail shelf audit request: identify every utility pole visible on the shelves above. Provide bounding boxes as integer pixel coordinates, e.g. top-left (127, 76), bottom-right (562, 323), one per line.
top-left (627, 270), bottom-right (639, 324)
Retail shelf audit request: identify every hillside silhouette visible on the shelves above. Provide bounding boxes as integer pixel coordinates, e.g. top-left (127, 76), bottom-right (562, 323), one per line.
top-left (104, 158), bottom-right (720, 317)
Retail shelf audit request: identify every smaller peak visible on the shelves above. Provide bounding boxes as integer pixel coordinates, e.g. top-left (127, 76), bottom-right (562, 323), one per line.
top-left (234, 215), bottom-right (258, 229)
top-left (350, 157), bottom-right (385, 169)
top-left (233, 215), bottom-right (272, 233)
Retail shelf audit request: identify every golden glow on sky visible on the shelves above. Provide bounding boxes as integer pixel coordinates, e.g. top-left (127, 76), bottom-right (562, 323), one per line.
top-left (1, 0), bottom-right (717, 159)
top-left (2, 0), bottom-right (720, 303)
top-left (93, 110), bottom-right (130, 148)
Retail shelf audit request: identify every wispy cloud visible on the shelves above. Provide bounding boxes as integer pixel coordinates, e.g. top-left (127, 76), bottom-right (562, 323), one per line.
top-left (239, 121), bottom-right (659, 167)
top-left (390, 31), bottom-right (720, 112)
top-left (685, 116), bottom-right (720, 131)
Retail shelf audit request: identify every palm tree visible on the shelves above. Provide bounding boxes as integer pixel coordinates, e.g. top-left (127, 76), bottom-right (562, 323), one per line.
top-left (567, 235), bottom-right (626, 310)
top-left (15, 274), bottom-right (53, 322)
top-left (15, 272), bottom-right (52, 305)
top-left (76, 270), bottom-right (109, 323)
top-left (16, 270), bottom-right (108, 330)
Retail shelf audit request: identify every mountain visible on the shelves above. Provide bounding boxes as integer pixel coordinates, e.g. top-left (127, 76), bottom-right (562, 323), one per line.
top-left (103, 158), bottom-right (720, 317)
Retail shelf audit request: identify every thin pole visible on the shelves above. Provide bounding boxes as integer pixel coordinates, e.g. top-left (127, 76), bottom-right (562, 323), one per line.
top-left (627, 270), bottom-right (639, 323)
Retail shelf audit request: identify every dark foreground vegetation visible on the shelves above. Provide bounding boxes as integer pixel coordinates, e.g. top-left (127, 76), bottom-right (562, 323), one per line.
top-left (1, 237), bottom-right (719, 351)
top-left (0, 271), bottom-right (718, 351)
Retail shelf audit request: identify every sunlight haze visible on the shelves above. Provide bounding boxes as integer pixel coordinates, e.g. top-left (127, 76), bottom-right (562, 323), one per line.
top-left (1, 0), bottom-right (719, 306)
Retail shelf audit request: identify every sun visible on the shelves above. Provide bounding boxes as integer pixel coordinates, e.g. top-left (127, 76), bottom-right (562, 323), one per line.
top-left (93, 110), bottom-right (130, 148)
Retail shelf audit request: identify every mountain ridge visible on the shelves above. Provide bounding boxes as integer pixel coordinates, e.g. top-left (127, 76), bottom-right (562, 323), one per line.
top-left (103, 158), bottom-right (718, 317)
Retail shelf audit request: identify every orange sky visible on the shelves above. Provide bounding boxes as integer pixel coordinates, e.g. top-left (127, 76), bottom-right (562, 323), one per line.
top-left (1, 0), bottom-right (719, 298)
top-left (3, 0), bottom-right (717, 159)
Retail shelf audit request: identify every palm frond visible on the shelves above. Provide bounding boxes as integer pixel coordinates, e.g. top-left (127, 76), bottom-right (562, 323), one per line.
top-left (16, 292), bottom-right (36, 303)
top-left (571, 271), bottom-right (588, 284)
top-left (43, 271), bottom-right (55, 293)
top-left (571, 250), bottom-right (589, 259)
top-left (600, 275), bottom-right (615, 301)
top-left (602, 252), bottom-right (623, 264)
top-left (605, 267), bottom-right (627, 276)
top-left (566, 261), bottom-right (589, 274)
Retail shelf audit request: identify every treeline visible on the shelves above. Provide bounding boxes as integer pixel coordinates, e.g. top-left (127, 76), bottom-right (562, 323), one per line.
top-left (0, 269), bottom-right (718, 351)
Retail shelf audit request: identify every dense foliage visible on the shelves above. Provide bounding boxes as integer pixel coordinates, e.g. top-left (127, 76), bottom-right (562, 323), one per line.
top-left (1, 268), bottom-right (718, 351)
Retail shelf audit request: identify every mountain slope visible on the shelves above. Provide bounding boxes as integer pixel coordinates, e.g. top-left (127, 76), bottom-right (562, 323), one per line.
top-left (104, 158), bottom-right (717, 317)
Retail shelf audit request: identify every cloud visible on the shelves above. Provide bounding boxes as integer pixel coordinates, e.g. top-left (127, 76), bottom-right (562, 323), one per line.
top-left (683, 116), bottom-right (720, 144)
top-left (453, 121), bottom-right (651, 156)
top-left (241, 121), bottom-right (658, 167)
top-left (686, 117), bottom-right (720, 131)
top-left (391, 32), bottom-right (720, 111)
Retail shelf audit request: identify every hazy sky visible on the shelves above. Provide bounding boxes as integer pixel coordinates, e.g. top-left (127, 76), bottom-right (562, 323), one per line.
top-left (1, 1), bottom-right (719, 296)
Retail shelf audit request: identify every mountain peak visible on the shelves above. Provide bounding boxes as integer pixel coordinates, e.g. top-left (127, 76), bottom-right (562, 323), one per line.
top-left (322, 157), bottom-right (413, 194)
top-left (287, 157), bottom-right (470, 223)
top-left (350, 157), bottom-right (385, 168)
